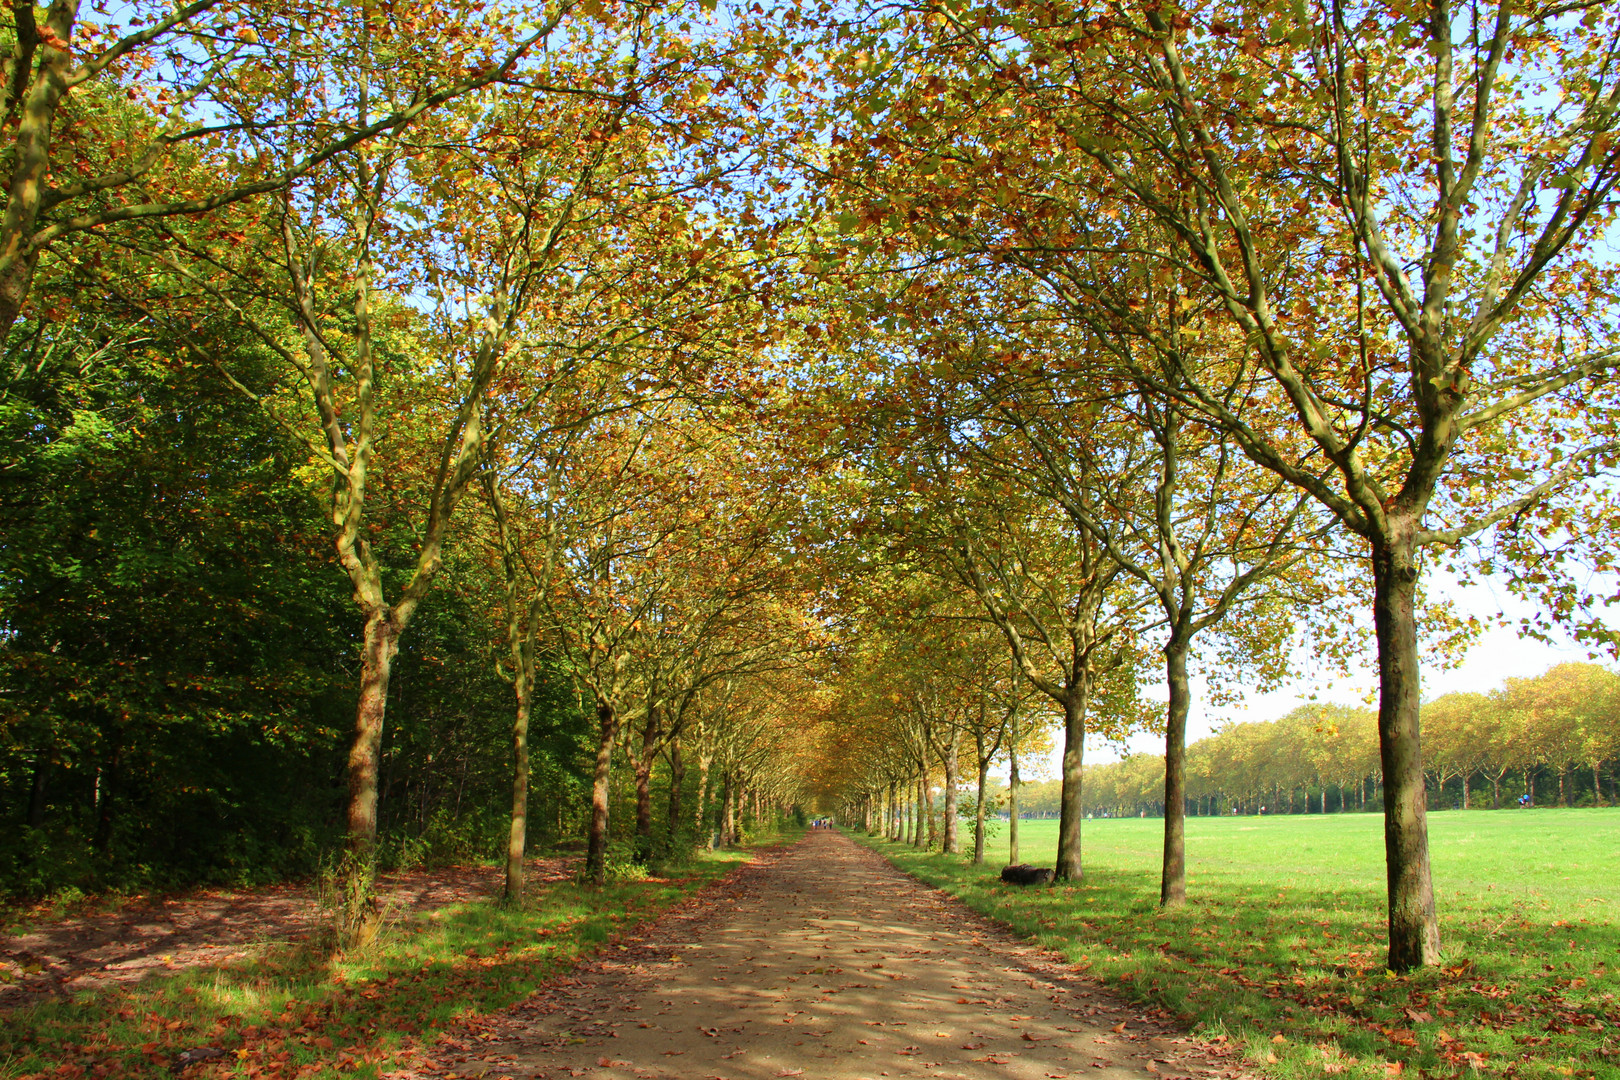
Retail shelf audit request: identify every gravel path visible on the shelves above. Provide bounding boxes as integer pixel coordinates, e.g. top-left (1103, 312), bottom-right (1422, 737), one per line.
top-left (440, 830), bottom-right (1248, 1080)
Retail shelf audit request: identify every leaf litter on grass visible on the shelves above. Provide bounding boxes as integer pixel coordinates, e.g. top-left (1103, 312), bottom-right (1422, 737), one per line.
top-left (858, 812), bottom-right (1618, 1080)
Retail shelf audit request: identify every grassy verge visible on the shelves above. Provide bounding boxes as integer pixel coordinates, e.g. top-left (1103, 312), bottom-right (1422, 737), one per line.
top-left (1, 833), bottom-right (794, 1080)
top-left (856, 812), bottom-right (1616, 1080)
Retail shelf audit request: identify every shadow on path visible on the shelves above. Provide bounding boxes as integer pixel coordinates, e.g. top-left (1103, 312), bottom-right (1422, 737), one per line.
top-left (428, 830), bottom-right (1251, 1080)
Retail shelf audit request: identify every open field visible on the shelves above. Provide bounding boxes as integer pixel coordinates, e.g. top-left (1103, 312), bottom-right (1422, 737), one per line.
top-left (862, 811), bottom-right (1618, 1080)
top-left (0, 838), bottom-right (783, 1080)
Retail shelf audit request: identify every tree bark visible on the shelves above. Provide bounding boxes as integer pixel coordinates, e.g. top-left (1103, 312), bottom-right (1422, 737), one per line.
top-left (1160, 638), bottom-right (1190, 906)
top-left (667, 735), bottom-right (685, 848)
top-left (1371, 530), bottom-right (1441, 971)
top-left (696, 752), bottom-right (712, 844)
top-left (1008, 742), bottom-right (1020, 865)
top-left (1056, 690), bottom-right (1086, 881)
top-left (504, 673), bottom-right (531, 904)
top-left (942, 738), bottom-right (960, 855)
top-left (93, 738), bottom-right (121, 853)
top-left (973, 754), bottom-right (989, 865)
top-left (633, 709), bottom-right (658, 862)
top-left (338, 608), bottom-right (400, 939)
top-left (27, 755), bottom-right (47, 828)
top-left (585, 698), bottom-right (619, 885)
top-left (722, 774), bottom-right (737, 847)
top-left (914, 769), bottom-right (926, 848)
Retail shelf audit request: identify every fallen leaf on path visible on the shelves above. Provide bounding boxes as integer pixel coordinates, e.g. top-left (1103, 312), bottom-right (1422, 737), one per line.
top-left (962, 1043), bottom-right (986, 1050)
top-left (1023, 1032), bottom-right (1053, 1042)
top-left (776, 1070), bottom-right (804, 1077)
top-left (1112, 1023), bottom-right (1128, 1033)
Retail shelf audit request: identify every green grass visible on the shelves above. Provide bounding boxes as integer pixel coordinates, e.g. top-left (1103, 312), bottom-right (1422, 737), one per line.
top-left (0, 832), bottom-right (795, 1080)
top-left (859, 811), bottom-right (1618, 1080)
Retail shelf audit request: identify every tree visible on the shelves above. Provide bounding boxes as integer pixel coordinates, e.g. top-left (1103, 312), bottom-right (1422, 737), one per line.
top-left (0, 0), bottom-right (561, 336)
top-left (877, 452), bottom-right (1152, 880)
top-left (823, 0), bottom-right (1620, 970)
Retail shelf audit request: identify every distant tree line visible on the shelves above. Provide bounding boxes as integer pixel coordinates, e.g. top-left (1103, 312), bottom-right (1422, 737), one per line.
top-left (1008, 664), bottom-right (1619, 819)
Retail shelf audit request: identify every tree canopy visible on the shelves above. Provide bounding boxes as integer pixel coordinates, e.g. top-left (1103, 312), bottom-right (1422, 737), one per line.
top-left (3, 0), bottom-right (1618, 973)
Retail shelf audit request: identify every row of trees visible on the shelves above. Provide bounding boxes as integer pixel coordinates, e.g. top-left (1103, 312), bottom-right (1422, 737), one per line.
top-left (1028, 663), bottom-right (1620, 818)
top-left (0, 0), bottom-right (835, 940)
top-left (4, 0), bottom-right (1620, 974)
top-left (0, 321), bottom-right (822, 900)
top-left (809, 0), bottom-right (1620, 971)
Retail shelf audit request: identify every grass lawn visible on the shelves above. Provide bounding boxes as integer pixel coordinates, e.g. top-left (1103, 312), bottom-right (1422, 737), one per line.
top-left (0, 835), bottom-right (790, 1079)
top-left (859, 811), bottom-right (1617, 1080)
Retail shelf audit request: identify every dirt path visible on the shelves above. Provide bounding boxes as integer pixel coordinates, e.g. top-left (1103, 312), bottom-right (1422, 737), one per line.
top-left (0, 857), bottom-right (573, 1006)
top-left (428, 830), bottom-right (1248, 1080)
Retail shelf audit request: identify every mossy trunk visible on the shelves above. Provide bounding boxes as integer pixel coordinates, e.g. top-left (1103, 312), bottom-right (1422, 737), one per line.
top-left (339, 609), bottom-right (400, 944)
top-left (585, 699), bottom-right (619, 886)
top-left (504, 679), bottom-right (531, 904)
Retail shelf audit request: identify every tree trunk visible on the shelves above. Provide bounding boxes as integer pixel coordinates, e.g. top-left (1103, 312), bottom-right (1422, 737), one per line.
top-left (1491, 772), bottom-right (1500, 809)
top-left (1529, 771), bottom-right (1536, 806)
top-left (633, 712), bottom-right (658, 862)
top-left (1461, 772), bottom-right (1470, 810)
top-left (1009, 742), bottom-right (1020, 865)
top-left (27, 755), bottom-right (47, 828)
top-left (339, 608), bottom-right (400, 943)
top-left (722, 774), bottom-right (737, 846)
top-left (667, 735), bottom-right (685, 849)
top-left (1560, 765), bottom-right (1570, 807)
top-left (1594, 761), bottom-right (1604, 807)
top-left (93, 739), bottom-right (120, 853)
top-left (887, 780), bottom-right (898, 839)
top-left (696, 753), bottom-right (712, 844)
top-left (1371, 531), bottom-right (1441, 971)
top-left (914, 770), bottom-right (926, 849)
top-left (1056, 690), bottom-right (1086, 882)
top-left (504, 674), bottom-right (531, 904)
top-left (973, 754), bottom-right (989, 865)
top-left (585, 699), bottom-right (619, 886)
top-left (1160, 638), bottom-right (1190, 907)
top-left (942, 739), bottom-right (960, 855)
